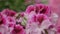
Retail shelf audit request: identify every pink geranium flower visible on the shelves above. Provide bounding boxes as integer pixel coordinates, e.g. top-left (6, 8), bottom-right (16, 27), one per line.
top-left (0, 3), bottom-right (59, 34)
top-left (26, 19), bottom-right (53, 34)
top-left (1, 9), bottom-right (16, 17)
top-left (11, 24), bottom-right (25, 34)
top-left (25, 5), bottom-right (36, 13)
top-left (25, 4), bottom-right (51, 16)
top-left (25, 13), bottom-right (54, 34)
top-left (0, 13), bottom-right (7, 25)
top-left (7, 17), bottom-right (16, 27)
top-left (36, 14), bottom-right (48, 24)
top-left (35, 4), bottom-right (51, 15)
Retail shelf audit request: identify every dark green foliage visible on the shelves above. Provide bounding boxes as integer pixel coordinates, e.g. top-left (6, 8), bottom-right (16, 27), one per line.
top-left (0, 0), bottom-right (47, 12)
top-left (0, 0), bottom-right (26, 12)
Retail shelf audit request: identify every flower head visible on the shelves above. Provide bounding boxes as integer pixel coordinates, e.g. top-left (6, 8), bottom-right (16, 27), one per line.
top-left (1, 9), bottom-right (16, 17)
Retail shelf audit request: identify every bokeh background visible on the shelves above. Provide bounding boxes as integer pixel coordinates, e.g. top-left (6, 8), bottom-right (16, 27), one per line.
top-left (0, 0), bottom-right (48, 12)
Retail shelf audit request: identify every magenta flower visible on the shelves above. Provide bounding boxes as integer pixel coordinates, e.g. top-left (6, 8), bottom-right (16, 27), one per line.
top-left (0, 3), bottom-right (59, 34)
top-left (26, 4), bottom-right (51, 16)
top-left (25, 13), bottom-right (49, 24)
top-left (11, 24), bottom-right (25, 34)
top-left (0, 32), bottom-right (1, 34)
top-left (7, 17), bottom-right (16, 27)
top-left (19, 12), bottom-right (24, 17)
top-left (26, 5), bottom-right (36, 13)
top-left (35, 4), bottom-right (51, 15)
top-left (1, 9), bottom-right (16, 17)
top-left (0, 13), bottom-right (7, 25)
top-left (36, 14), bottom-right (48, 24)
top-left (25, 12), bottom-right (54, 34)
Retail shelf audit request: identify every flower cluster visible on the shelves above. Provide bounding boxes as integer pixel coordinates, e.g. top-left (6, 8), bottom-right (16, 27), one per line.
top-left (0, 4), bottom-right (59, 34)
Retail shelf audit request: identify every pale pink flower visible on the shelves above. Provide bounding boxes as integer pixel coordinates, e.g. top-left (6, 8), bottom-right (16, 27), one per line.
top-left (26, 19), bottom-right (53, 34)
top-left (0, 24), bottom-right (9, 34)
top-left (49, 0), bottom-right (60, 17)
top-left (26, 14), bottom-right (54, 34)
